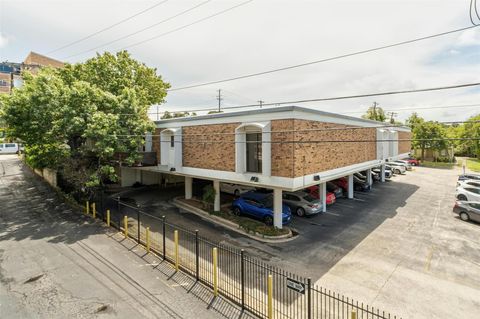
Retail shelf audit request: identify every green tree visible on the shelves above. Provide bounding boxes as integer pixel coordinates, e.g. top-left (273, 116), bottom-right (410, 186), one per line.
top-left (413, 121), bottom-right (447, 160)
top-left (2, 51), bottom-right (169, 197)
top-left (161, 111), bottom-right (197, 119)
top-left (361, 103), bottom-right (386, 122)
top-left (459, 114), bottom-right (480, 158)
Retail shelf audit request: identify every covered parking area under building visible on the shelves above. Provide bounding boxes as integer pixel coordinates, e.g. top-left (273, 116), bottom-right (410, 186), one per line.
top-left (120, 161), bottom-right (389, 230)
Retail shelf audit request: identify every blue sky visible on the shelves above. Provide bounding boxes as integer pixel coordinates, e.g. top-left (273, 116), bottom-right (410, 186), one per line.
top-left (1, 0), bottom-right (479, 122)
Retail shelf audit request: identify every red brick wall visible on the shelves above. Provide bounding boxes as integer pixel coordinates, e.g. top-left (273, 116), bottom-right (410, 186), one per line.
top-left (182, 123), bottom-right (239, 172)
top-left (398, 131), bottom-right (412, 154)
top-left (291, 119), bottom-right (377, 177)
top-left (271, 120), bottom-right (295, 178)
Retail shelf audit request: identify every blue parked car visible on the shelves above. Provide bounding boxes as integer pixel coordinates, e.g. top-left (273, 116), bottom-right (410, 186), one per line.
top-left (232, 191), bottom-right (292, 226)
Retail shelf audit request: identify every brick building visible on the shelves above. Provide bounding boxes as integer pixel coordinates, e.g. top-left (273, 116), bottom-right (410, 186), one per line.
top-left (121, 106), bottom-right (412, 228)
top-left (0, 51), bottom-right (63, 95)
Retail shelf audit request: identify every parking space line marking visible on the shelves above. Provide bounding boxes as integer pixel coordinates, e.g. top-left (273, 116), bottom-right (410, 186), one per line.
top-left (424, 246), bottom-right (434, 272)
top-left (325, 212), bottom-right (340, 216)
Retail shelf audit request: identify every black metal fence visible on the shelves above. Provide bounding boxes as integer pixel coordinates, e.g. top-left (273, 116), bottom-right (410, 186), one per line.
top-left (88, 197), bottom-right (400, 319)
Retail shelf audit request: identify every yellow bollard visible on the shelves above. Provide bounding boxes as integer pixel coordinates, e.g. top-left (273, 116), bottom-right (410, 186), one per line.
top-left (106, 209), bottom-right (110, 227)
top-left (351, 310), bottom-right (357, 319)
top-left (85, 201), bottom-right (89, 215)
top-left (267, 274), bottom-right (273, 319)
top-left (124, 216), bottom-right (128, 238)
top-left (213, 247), bottom-right (218, 297)
top-left (174, 230), bottom-right (179, 271)
top-left (146, 227), bottom-right (150, 253)
top-left (92, 202), bottom-right (96, 219)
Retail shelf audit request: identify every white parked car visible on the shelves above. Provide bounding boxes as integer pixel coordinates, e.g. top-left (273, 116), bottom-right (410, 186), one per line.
top-left (386, 163), bottom-right (406, 175)
top-left (456, 186), bottom-right (480, 202)
top-left (220, 183), bottom-right (255, 196)
top-left (393, 160), bottom-right (412, 170)
top-left (0, 143), bottom-right (19, 154)
top-left (457, 180), bottom-right (480, 189)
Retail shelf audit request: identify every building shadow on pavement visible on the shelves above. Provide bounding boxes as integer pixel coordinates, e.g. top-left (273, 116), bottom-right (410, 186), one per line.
top-left (113, 232), bottom-right (257, 319)
top-left (0, 164), bottom-right (105, 245)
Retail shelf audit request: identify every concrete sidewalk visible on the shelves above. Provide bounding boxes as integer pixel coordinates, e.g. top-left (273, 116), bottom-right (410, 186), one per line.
top-left (0, 155), bottom-right (245, 319)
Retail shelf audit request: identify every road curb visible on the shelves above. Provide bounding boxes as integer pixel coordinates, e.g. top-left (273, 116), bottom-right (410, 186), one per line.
top-left (172, 197), bottom-right (298, 243)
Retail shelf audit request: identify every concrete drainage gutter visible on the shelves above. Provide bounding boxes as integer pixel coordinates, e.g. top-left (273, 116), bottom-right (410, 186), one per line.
top-left (172, 197), bottom-right (297, 243)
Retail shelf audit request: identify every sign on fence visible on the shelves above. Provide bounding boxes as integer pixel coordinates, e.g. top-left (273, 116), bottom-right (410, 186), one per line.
top-left (286, 278), bottom-right (305, 294)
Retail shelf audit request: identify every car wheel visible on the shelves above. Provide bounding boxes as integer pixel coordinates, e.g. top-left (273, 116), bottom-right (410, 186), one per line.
top-left (233, 189), bottom-right (240, 197)
top-left (460, 212), bottom-right (470, 221)
top-left (233, 207), bottom-right (242, 216)
top-left (296, 207), bottom-right (305, 217)
top-left (394, 168), bottom-right (401, 174)
top-left (457, 194), bottom-right (467, 201)
top-left (263, 216), bottom-right (273, 226)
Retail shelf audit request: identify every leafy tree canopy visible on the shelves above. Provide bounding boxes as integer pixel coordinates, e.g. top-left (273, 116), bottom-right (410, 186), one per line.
top-left (361, 103), bottom-right (386, 122)
top-left (1, 51), bottom-right (169, 196)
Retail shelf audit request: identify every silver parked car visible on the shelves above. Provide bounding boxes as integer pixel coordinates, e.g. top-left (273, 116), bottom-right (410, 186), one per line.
top-left (386, 163), bottom-right (406, 175)
top-left (393, 160), bottom-right (412, 170)
top-left (282, 191), bottom-right (323, 217)
top-left (453, 201), bottom-right (480, 223)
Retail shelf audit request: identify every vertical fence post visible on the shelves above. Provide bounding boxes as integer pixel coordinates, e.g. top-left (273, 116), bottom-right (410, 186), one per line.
top-left (351, 310), bottom-right (357, 319)
top-left (241, 249), bottom-right (245, 310)
top-left (213, 247), bottom-right (218, 297)
top-left (124, 215), bottom-right (128, 238)
top-left (92, 202), bottom-right (96, 219)
top-left (85, 201), bottom-right (89, 215)
top-left (117, 197), bottom-right (121, 228)
top-left (267, 274), bottom-right (273, 319)
top-left (137, 209), bottom-right (140, 244)
top-left (146, 227), bottom-right (150, 253)
top-left (174, 230), bottom-right (179, 271)
top-left (195, 230), bottom-right (199, 281)
top-left (106, 209), bottom-right (110, 227)
top-left (162, 216), bottom-right (166, 260)
top-left (307, 277), bottom-right (312, 319)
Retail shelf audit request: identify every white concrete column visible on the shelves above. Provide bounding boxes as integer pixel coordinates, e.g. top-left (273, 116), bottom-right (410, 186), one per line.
top-left (366, 168), bottom-right (373, 186)
top-left (380, 164), bottom-right (386, 182)
top-left (348, 175), bottom-right (354, 199)
top-left (213, 180), bottom-right (220, 212)
top-left (318, 183), bottom-right (327, 212)
top-left (273, 188), bottom-right (283, 229)
top-left (185, 176), bottom-right (192, 199)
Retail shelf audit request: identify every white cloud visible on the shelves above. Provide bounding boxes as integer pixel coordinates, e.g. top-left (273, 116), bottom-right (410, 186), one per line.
top-left (0, 32), bottom-right (9, 48)
top-left (1, 0), bottom-right (479, 122)
top-left (456, 29), bottom-right (480, 46)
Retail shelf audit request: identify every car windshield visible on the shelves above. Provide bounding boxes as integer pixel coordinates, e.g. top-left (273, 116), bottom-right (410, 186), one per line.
top-left (260, 195), bottom-right (273, 208)
top-left (303, 194), bottom-right (316, 202)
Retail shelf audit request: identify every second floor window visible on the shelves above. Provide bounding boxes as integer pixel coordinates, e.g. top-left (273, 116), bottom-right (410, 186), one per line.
top-left (246, 132), bottom-right (262, 173)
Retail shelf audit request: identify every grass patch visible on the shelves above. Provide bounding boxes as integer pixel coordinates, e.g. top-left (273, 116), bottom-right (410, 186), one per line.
top-left (181, 198), bottom-right (290, 237)
top-left (466, 158), bottom-right (480, 172)
top-left (421, 161), bottom-right (455, 169)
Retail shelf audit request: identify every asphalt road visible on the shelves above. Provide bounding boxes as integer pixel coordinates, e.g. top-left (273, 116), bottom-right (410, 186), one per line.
top-left (0, 155), bottom-right (234, 319)
top-left (122, 166), bottom-right (480, 319)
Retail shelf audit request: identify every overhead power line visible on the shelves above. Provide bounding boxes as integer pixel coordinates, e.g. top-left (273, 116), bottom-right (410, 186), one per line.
top-left (119, 0), bottom-right (254, 51)
top-left (168, 24), bottom-right (480, 91)
top-left (47, 0), bottom-right (169, 55)
top-left (342, 103), bottom-right (480, 114)
top-left (111, 120), bottom-right (480, 138)
top-left (144, 102), bottom-right (480, 118)
top-left (65, 0), bottom-right (213, 59)
top-left (150, 81), bottom-right (480, 115)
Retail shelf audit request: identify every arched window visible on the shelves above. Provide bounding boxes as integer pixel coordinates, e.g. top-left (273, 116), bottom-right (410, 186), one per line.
top-left (235, 122), bottom-right (271, 176)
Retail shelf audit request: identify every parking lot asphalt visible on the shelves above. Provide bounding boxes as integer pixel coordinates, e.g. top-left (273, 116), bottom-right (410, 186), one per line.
top-left (123, 167), bottom-right (480, 319)
top-left (0, 155), bottom-right (232, 319)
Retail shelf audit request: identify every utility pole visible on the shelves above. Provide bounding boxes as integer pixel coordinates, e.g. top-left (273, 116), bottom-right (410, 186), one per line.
top-left (387, 111), bottom-right (398, 124)
top-left (258, 100), bottom-right (264, 109)
top-left (372, 101), bottom-right (378, 120)
top-left (216, 89), bottom-right (223, 112)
